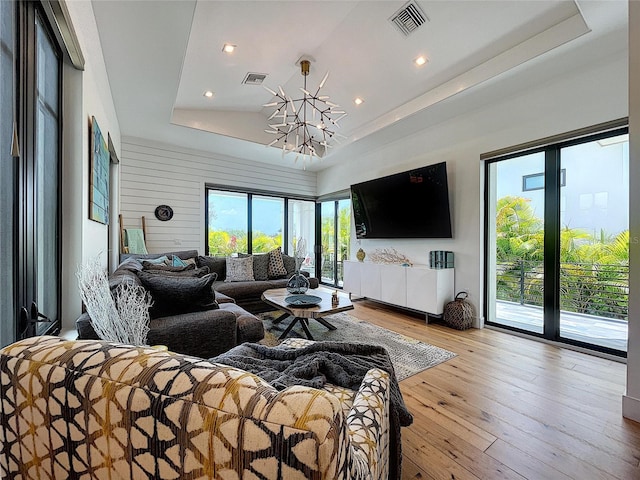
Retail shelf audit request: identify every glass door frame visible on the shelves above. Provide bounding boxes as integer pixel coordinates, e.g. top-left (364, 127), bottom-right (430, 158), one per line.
top-left (13, 2), bottom-right (63, 340)
top-left (316, 197), bottom-right (351, 288)
top-left (483, 126), bottom-right (629, 357)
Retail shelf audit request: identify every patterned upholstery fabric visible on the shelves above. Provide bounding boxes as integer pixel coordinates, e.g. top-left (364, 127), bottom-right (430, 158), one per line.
top-left (0, 336), bottom-right (390, 480)
top-left (225, 256), bottom-right (255, 282)
top-left (267, 247), bottom-right (288, 278)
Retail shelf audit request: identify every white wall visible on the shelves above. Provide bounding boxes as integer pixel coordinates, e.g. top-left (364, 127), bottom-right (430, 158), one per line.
top-left (119, 137), bottom-right (317, 255)
top-left (60, 1), bottom-right (120, 331)
top-left (318, 50), bottom-right (628, 324)
top-left (623, 0), bottom-right (640, 423)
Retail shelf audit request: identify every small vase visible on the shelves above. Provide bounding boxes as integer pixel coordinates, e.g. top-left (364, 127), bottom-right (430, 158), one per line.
top-left (356, 248), bottom-right (366, 262)
top-left (287, 271), bottom-right (310, 294)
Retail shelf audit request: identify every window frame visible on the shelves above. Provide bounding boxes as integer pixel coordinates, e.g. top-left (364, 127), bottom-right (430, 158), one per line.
top-left (204, 185), bottom-right (316, 257)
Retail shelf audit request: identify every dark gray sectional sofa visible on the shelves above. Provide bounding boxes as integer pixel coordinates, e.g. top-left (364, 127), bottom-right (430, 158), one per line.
top-left (197, 253), bottom-right (319, 313)
top-left (76, 249), bottom-right (319, 358)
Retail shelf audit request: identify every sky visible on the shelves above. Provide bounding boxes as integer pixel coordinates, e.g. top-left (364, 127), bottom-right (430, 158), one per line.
top-left (209, 192), bottom-right (283, 235)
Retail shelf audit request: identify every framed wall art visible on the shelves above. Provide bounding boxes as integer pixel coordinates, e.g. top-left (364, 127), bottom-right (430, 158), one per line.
top-left (89, 116), bottom-right (110, 224)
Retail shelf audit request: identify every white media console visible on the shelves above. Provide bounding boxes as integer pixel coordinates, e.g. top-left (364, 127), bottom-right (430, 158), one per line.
top-left (342, 260), bottom-right (455, 321)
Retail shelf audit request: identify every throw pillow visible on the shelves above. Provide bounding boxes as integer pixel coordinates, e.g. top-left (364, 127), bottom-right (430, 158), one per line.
top-left (142, 262), bottom-right (195, 273)
top-left (142, 255), bottom-right (169, 265)
top-left (239, 253), bottom-right (269, 281)
top-left (267, 247), bottom-right (288, 278)
top-left (137, 271), bottom-right (218, 319)
top-left (282, 254), bottom-right (296, 275)
top-left (144, 266), bottom-right (212, 278)
top-left (197, 255), bottom-right (226, 280)
top-left (225, 256), bottom-right (255, 282)
top-left (252, 253), bottom-right (270, 281)
top-left (172, 256), bottom-right (187, 267)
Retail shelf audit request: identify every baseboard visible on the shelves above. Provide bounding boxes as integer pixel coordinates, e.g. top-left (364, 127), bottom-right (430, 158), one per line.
top-left (622, 394), bottom-right (640, 423)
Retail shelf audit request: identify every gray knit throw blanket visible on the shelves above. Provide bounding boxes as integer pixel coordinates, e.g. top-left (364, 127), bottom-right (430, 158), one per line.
top-left (210, 341), bottom-right (413, 479)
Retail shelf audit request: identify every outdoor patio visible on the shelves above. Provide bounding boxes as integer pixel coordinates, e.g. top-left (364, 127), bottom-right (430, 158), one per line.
top-left (495, 300), bottom-right (628, 352)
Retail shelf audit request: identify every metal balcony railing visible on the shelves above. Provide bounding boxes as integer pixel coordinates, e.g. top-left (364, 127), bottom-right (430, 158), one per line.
top-left (496, 260), bottom-right (629, 320)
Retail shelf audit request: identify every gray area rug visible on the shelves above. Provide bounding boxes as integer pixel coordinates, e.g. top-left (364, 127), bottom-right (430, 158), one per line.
top-left (259, 311), bottom-right (457, 381)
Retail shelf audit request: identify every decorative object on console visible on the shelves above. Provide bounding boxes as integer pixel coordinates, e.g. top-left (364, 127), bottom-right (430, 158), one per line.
top-left (76, 257), bottom-right (151, 345)
top-left (430, 250), bottom-right (454, 269)
top-left (263, 58), bottom-right (346, 166)
top-left (356, 247), bottom-right (366, 262)
top-left (287, 237), bottom-right (310, 294)
top-left (368, 247), bottom-right (412, 266)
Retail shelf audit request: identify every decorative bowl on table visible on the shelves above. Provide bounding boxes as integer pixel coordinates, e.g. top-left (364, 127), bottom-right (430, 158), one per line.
top-left (285, 294), bottom-right (322, 307)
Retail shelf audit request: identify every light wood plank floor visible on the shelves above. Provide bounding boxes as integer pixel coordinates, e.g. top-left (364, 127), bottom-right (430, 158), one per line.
top-left (349, 300), bottom-right (640, 480)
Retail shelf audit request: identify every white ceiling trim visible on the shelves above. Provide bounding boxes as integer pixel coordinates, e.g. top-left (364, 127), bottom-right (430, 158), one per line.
top-left (348, 9), bottom-right (590, 144)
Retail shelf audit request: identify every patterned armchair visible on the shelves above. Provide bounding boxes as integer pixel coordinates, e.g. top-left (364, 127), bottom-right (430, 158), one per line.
top-left (0, 336), bottom-right (390, 479)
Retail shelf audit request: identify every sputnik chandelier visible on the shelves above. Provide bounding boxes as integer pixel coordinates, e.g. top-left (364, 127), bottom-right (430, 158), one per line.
top-left (263, 58), bottom-right (347, 165)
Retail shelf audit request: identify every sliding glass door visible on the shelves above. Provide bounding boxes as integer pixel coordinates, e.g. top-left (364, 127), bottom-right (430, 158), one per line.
top-left (0, 0), bottom-right (16, 347)
top-left (558, 135), bottom-right (629, 351)
top-left (318, 198), bottom-right (351, 287)
top-left (485, 128), bottom-right (629, 356)
top-left (486, 152), bottom-right (546, 334)
top-left (0, 2), bottom-right (62, 346)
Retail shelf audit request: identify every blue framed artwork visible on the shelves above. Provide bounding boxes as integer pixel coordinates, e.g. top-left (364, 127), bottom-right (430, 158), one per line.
top-left (90, 116), bottom-right (109, 224)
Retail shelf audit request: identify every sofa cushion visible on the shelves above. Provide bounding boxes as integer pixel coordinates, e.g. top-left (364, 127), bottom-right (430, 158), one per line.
top-left (197, 255), bottom-right (226, 281)
top-left (143, 266), bottom-right (211, 278)
top-left (142, 262), bottom-right (195, 273)
top-left (137, 271), bottom-right (218, 318)
top-left (240, 253), bottom-right (269, 281)
top-left (268, 247), bottom-right (288, 278)
top-left (225, 256), bottom-right (255, 282)
top-left (142, 255), bottom-right (170, 265)
top-left (218, 303), bottom-right (265, 343)
top-left (282, 254), bottom-right (296, 275)
top-left (120, 249), bottom-right (199, 264)
top-left (213, 280), bottom-right (274, 301)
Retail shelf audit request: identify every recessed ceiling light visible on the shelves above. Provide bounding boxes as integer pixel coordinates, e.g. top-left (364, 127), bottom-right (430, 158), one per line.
top-left (203, 90), bottom-right (214, 98)
top-left (354, 97), bottom-right (364, 106)
top-left (222, 43), bottom-right (236, 54)
top-left (414, 55), bottom-right (427, 67)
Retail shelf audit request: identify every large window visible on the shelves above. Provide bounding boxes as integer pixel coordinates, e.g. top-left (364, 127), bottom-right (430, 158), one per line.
top-left (0, 2), bottom-right (62, 346)
top-left (206, 187), bottom-right (314, 259)
top-left (485, 126), bottom-right (629, 356)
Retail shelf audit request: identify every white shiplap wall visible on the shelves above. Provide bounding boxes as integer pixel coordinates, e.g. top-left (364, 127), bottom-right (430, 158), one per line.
top-left (120, 137), bottom-right (317, 255)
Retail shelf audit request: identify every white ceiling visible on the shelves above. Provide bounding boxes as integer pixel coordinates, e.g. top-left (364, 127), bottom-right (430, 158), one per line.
top-left (92, 1), bottom-right (628, 172)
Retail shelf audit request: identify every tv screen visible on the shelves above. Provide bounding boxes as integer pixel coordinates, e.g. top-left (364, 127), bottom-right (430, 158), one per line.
top-left (350, 162), bottom-right (452, 239)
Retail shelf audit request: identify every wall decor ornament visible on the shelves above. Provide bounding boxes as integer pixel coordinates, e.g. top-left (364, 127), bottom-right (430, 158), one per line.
top-left (368, 248), bottom-right (413, 266)
top-left (356, 248), bottom-right (366, 262)
top-left (155, 205), bottom-right (174, 222)
top-left (89, 116), bottom-right (110, 224)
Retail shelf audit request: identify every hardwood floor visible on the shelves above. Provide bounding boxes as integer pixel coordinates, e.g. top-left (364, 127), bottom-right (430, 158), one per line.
top-left (349, 300), bottom-right (640, 480)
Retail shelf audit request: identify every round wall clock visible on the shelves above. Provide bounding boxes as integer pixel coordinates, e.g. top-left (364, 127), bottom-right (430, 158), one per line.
top-left (154, 205), bottom-right (174, 221)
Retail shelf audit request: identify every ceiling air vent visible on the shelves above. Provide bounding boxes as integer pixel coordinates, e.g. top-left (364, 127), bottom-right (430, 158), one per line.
top-left (242, 72), bottom-right (267, 85)
top-left (389, 1), bottom-right (428, 37)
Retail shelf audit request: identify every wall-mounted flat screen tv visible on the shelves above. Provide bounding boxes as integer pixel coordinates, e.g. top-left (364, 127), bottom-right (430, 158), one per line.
top-left (350, 162), bottom-right (452, 239)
